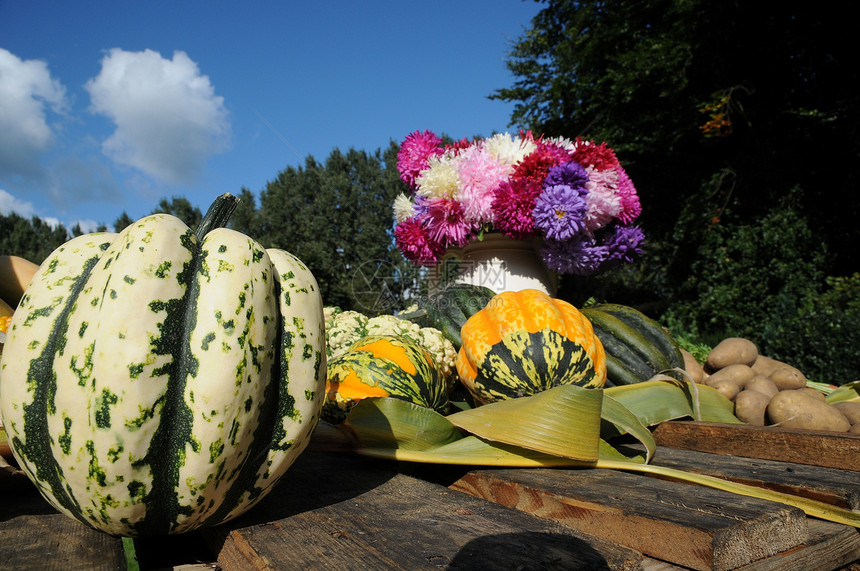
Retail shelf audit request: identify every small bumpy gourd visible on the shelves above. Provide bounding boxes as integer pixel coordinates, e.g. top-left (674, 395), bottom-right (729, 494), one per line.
top-left (323, 334), bottom-right (450, 423)
top-left (457, 289), bottom-right (606, 405)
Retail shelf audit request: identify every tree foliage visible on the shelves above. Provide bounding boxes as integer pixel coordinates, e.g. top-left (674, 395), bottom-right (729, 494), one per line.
top-left (249, 143), bottom-right (417, 314)
top-left (0, 212), bottom-right (70, 264)
top-left (493, 0), bottom-right (858, 277)
top-left (493, 0), bottom-right (859, 380)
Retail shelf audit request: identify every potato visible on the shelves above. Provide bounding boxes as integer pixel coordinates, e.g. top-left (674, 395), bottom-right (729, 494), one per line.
top-left (708, 379), bottom-right (743, 401)
top-left (751, 355), bottom-right (787, 376)
top-left (833, 401), bottom-right (860, 425)
top-left (768, 365), bottom-right (807, 390)
top-left (799, 387), bottom-right (827, 401)
top-left (705, 363), bottom-right (755, 391)
top-left (681, 348), bottom-right (705, 383)
top-left (734, 390), bottom-right (771, 425)
top-left (706, 337), bottom-right (758, 371)
top-left (745, 374), bottom-right (779, 399)
top-left (766, 390), bottom-right (851, 432)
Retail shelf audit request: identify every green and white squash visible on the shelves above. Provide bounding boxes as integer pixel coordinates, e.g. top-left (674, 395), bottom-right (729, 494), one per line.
top-left (0, 194), bottom-right (326, 536)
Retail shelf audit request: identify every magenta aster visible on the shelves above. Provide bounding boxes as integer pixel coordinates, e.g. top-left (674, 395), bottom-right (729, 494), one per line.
top-left (511, 142), bottom-right (573, 187)
top-left (394, 217), bottom-right (445, 265)
top-left (572, 138), bottom-right (621, 171)
top-left (424, 197), bottom-right (474, 248)
top-left (491, 177), bottom-right (542, 239)
top-left (397, 130), bottom-right (443, 190)
top-left (615, 167), bottom-right (642, 224)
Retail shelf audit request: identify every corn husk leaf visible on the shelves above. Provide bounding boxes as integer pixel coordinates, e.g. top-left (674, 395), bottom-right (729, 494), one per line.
top-left (600, 393), bottom-right (656, 463)
top-left (341, 397), bottom-right (463, 451)
top-left (445, 385), bottom-right (602, 462)
top-left (604, 377), bottom-right (741, 429)
top-left (336, 394), bottom-right (644, 466)
top-left (826, 381), bottom-right (860, 404)
top-left (323, 381), bottom-right (860, 528)
top-left (598, 459), bottom-right (860, 528)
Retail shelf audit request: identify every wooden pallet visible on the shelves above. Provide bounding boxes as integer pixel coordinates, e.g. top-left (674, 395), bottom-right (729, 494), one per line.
top-left (0, 422), bottom-right (858, 570)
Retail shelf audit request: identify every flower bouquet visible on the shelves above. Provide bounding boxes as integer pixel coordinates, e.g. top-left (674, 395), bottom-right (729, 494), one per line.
top-left (393, 130), bottom-right (644, 276)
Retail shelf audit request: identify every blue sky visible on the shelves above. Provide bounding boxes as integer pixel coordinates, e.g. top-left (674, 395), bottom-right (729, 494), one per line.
top-left (0, 1), bottom-right (542, 233)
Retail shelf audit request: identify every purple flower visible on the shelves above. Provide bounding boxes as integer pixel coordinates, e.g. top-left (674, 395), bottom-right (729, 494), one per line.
top-left (540, 236), bottom-right (608, 275)
top-left (601, 225), bottom-right (645, 268)
top-left (533, 185), bottom-right (588, 241)
top-left (545, 161), bottom-right (590, 189)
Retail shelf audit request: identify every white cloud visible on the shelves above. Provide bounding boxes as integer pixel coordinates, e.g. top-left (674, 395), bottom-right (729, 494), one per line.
top-left (0, 188), bottom-right (37, 218)
top-left (85, 49), bottom-right (231, 185)
top-left (0, 49), bottom-right (68, 179)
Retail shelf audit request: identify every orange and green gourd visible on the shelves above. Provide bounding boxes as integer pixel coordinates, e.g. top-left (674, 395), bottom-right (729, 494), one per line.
top-left (456, 289), bottom-right (606, 405)
top-left (323, 334), bottom-right (450, 422)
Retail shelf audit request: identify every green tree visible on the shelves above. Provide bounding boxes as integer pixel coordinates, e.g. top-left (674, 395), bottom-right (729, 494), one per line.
top-left (493, 0), bottom-right (858, 279)
top-left (151, 196), bottom-right (202, 228)
top-left (256, 143), bottom-right (416, 313)
top-left (113, 212), bottom-right (134, 233)
top-left (494, 1), bottom-right (859, 377)
top-left (229, 187), bottom-right (262, 239)
top-left (0, 212), bottom-right (70, 264)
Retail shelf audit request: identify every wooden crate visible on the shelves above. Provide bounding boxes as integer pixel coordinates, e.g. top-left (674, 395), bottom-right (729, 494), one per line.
top-left (1, 421), bottom-right (858, 570)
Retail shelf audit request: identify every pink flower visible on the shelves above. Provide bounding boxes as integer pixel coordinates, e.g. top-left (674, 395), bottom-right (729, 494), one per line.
top-left (583, 184), bottom-right (622, 231)
top-left (491, 177), bottom-right (542, 239)
top-left (397, 130), bottom-right (443, 190)
top-left (456, 144), bottom-right (511, 225)
top-left (424, 197), bottom-right (474, 248)
top-left (572, 139), bottom-right (621, 171)
top-left (615, 167), bottom-right (642, 223)
top-left (394, 217), bottom-right (445, 265)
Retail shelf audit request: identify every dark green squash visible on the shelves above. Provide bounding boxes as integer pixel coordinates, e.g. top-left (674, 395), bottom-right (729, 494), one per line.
top-left (399, 283), bottom-right (496, 350)
top-left (580, 303), bottom-right (684, 386)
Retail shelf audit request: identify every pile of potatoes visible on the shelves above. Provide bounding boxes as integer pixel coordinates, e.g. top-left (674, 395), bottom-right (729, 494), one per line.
top-left (682, 337), bottom-right (860, 433)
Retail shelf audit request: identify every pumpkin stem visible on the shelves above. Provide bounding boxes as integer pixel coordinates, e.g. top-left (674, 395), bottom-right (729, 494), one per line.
top-left (196, 193), bottom-right (240, 242)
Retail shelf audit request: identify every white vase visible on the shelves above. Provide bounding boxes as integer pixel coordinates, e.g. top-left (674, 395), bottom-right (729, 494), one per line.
top-left (430, 233), bottom-right (557, 295)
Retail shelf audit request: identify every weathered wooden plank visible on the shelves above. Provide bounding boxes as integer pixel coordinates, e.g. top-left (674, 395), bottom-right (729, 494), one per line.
top-left (652, 422), bottom-right (860, 471)
top-left (0, 478), bottom-right (125, 570)
top-left (205, 452), bottom-right (645, 571)
top-left (450, 467), bottom-right (808, 571)
top-left (640, 444), bottom-right (860, 510)
top-left (737, 519), bottom-right (860, 571)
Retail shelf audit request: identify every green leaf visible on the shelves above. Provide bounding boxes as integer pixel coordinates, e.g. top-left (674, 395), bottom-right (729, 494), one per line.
top-left (605, 378), bottom-right (741, 426)
top-left (600, 394), bottom-right (656, 463)
top-left (826, 381), bottom-right (860, 404)
top-left (343, 398), bottom-right (463, 451)
top-left (446, 385), bottom-right (603, 462)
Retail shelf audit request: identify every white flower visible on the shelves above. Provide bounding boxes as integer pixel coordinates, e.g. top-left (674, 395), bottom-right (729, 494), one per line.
top-left (416, 154), bottom-right (460, 199)
top-left (482, 132), bottom-right (536, 166)
top-left (393, 193), bottom-right (416, 223)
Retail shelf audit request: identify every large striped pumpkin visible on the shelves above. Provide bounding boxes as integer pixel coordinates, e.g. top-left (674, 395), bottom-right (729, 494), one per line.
top-left (0, 194), bottom-right (326, 536)
top-left (456, 289), bottom-right (606, 405)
